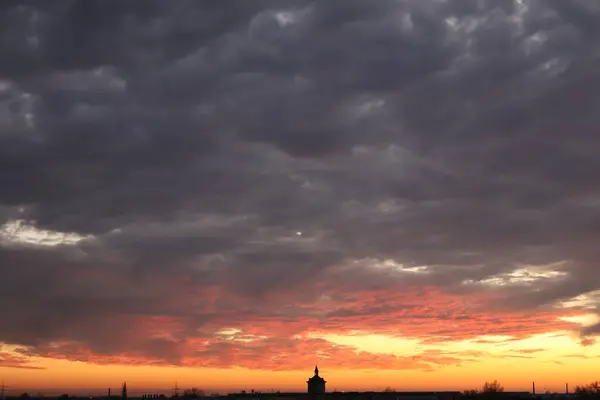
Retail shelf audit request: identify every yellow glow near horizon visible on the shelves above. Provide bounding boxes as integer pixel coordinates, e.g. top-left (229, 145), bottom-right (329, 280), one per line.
top-left (2, 330), bottom-right (599, 395)
top-left (309, 332), bottom-right (421, 356)
top-left (3, 353), bottom-right (600, 395)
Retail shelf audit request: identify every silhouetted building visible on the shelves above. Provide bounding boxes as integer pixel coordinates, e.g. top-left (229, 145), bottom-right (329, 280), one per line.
top-left (307, 365), bottom-right (326, 394)
top-left (122, 383), bottom-right (127, 400)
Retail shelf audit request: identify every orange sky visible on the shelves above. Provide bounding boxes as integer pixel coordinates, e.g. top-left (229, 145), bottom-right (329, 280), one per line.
top-left (2, 314), bottom-right (600, 395)
top-left (2, 258), bottom-right (600, 395)
top-left (2, 239), bottom-right (599, 395)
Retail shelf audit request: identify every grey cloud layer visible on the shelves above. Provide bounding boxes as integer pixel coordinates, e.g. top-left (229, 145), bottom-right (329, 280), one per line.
top-left (1, 0), bottom-right (600, 364)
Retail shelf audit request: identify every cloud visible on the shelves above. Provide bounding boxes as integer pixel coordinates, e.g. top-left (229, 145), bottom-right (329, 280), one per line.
top-left (579, 337), bottom-right (597, 347)
top-left (20, 335), bottom-right (467, 371)
top-left (0, 347), bottom-right (44, 370)
top-left (1, 0), bottom-right (600, 369)
top-left (512, 349), bottom-right (545, 354)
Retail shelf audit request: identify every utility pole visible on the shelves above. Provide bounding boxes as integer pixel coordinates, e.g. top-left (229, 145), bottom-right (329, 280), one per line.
top-left (1, 380), bottom-right (9, 400)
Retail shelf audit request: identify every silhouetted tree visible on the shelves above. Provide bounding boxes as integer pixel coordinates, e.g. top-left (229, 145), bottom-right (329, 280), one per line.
top-left (464, 389), bottom-right (479, 397)
top-left (383, 387), bottom-right (396, 392)
top-left (483, 381), bottom-right (504, 393)
top-left (575, 382), bottom-right (600, 397)
top-left (480, 381), bottom-right (504, 400)
top-left (19, 393), bottom-right (30, 399)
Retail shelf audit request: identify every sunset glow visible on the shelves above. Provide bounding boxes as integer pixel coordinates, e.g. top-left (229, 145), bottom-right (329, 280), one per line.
top-left (2, 0), bottom-right (600, 396)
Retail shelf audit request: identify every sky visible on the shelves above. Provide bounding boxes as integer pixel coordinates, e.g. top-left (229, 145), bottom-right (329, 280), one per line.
top-left (1, 0), bottom-right (600, 395)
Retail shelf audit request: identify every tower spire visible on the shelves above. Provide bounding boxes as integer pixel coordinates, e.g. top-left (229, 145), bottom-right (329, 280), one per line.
top-left (307, 365), bottom-right (326, 394)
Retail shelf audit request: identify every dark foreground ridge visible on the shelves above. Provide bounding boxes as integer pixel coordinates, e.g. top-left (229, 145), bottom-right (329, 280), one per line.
top-left (1, 391), bottom-right (589, 400)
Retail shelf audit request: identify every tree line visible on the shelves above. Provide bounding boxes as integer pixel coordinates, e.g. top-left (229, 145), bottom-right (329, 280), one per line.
top-left (463, 381), bottom-right (600, 397)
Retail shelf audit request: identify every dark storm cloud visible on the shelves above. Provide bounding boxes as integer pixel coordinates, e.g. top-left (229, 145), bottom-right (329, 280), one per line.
top-left (1, 0), bottom-right (600, 365)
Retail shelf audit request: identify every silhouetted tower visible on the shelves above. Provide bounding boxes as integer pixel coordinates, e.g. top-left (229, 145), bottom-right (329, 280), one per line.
top-left (307, 365), bottom-right (326, 394)
top-left (532, 382), bottom-right (536, 395)
top-left (122, 382), bottom-right (127, 400)
top-left (173, 382), bottom-right (180, 398)
top-left (566, 383), bottom-right (569, 394)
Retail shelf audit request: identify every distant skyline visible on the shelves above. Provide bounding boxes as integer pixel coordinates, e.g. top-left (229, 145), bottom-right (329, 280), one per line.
top-left (1, 0), bottom-right (600, 394)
